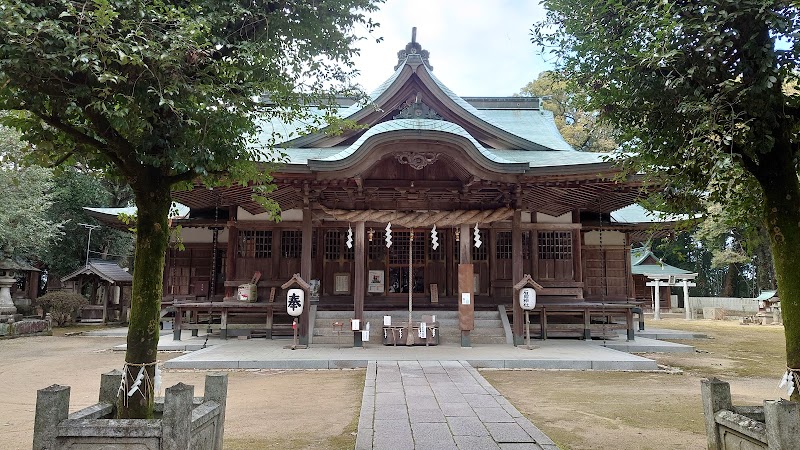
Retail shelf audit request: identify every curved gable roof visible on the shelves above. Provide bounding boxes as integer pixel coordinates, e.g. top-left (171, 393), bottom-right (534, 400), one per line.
top-left (307, 118), bottom-right (530, 174)
top-left (279, 53), bottom-right (573, 152)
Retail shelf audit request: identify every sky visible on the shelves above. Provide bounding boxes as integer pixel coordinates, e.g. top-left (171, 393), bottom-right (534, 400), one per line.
top-left (349, 0), bottom-right (553, 97)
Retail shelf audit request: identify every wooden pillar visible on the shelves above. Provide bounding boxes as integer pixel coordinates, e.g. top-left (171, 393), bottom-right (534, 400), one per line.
top-left (299, 207), bottom-right (312, 345)
top-left (459, 224), bottom-right (471, 265)
top-left (512, 210), bottom-right (523, 345)
top-left (459, 223), bottom-right (471, 347)
top-left (624, 234), bottom-right (634, 300)
top-left (224, 206), bottom-right (238, 298)
top-left (572, 211), bottom-right (583, 291)
top-left (353, 221), bottom-right (365, 347)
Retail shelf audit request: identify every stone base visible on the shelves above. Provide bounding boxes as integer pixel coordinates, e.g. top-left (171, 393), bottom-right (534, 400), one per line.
top-left (0, 318), bottom-right (51, 337)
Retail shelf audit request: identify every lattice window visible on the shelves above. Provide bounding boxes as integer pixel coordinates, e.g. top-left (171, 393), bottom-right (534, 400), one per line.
top-left (496, 231), bottom-right (512, 260)
top-left (369, 231), bottom-right (385, 261)
top-left (324, 229), bottom-right (354, 261)
top-left (238, 230), bottom-right (272, 258)
top-left (324, 230), bottom-right (341, 261)
top-left (538, 231), bottom-right (572, 260)
top-left (472, 229), bottom-right (488, 261)
top-left (281, 230), bottom-right (301, 258)
top-left (388, 231), bottom-right (425, 264)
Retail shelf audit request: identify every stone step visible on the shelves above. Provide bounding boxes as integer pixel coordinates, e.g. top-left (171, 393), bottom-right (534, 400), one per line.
top-left (314, 310), bottom-right (500, 320)
top-left (313, 317), bottom-right (501, 327)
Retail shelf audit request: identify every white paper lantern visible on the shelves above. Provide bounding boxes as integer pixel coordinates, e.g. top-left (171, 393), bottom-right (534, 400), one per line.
top-left (286, 288), bottom-right (305, 317)
top-left (519, 287), bottom-right (536, 310)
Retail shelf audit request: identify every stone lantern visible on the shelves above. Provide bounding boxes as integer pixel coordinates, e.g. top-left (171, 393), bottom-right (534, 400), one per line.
top-left (0, 258), bottom-right (20, 315)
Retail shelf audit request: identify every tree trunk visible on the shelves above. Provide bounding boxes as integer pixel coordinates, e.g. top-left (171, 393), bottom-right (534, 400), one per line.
top-left (755, 146), bottom-right (800, 402)
top-left (118, 176), bottom-right (172, 418)
top-left (720, 262), bottom-right (737, 297)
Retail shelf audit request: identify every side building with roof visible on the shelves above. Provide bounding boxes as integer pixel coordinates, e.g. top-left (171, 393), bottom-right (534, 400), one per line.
top-left (89, 33), bottom-right (679, 344)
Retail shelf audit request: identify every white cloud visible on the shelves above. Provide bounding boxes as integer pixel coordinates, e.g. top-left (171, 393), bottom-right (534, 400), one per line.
top-left (351, 0), bottom-right (553, 96)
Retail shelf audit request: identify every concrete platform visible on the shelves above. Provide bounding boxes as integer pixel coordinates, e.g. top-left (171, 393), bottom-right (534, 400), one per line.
top-left (158, 333), bottom-right (663, 371)
top-left (628, 327), bottom-right (709, 340)
top-left (603, 336), bottom-right (695, 353)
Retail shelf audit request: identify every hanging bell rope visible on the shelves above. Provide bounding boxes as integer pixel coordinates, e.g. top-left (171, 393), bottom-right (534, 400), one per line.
top-left (318, 207), bottom-right (514, 228)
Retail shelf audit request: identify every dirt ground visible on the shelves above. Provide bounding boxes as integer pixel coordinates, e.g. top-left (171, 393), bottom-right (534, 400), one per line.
top-left (1, 317), bottom-right (788, 450)
top-left (0, 330), bottom-right (364, 450)
top-left (482, 316), bottom-right (788, 450)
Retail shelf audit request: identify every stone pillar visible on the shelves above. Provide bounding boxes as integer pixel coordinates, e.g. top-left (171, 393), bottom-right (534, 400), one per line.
top-left (300, 208), bottom-right (312, 345)
top-left (701, 378), bottom-right (732, 450)
top-left (162, 382), bottom-right (194, 450)
top-left (353, 221), bottom-right (365, 347)
top-left (653, 279), bottom-right (661, 320)
top-left (511, 210), bottom-right (524, 345)
top-left (764, 399), bottom-right (799, 449)
top-left (204, 373), bottom-right (229, 450)
top-left (33, 384), bottom-right (70, 450)
top-left (99, 370), bottom-right (123, 405)
top-left (683, 279), bottom-right (691, 320)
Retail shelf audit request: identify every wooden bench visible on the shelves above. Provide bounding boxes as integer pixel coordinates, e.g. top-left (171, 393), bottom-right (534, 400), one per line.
top-left (172, 301), bottom-right (277, 340)
top-left (533, 302), bottom-right (638, 341)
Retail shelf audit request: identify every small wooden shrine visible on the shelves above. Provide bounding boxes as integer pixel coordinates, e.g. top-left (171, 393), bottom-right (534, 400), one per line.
top-left (61, 260), bottom-right (133, 323)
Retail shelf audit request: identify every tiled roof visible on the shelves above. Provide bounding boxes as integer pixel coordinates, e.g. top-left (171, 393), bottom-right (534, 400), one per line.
top-left (317, 119), bottom-right (516, 165)
top-left (254, 55), bottom-right (576, 155)
top-left (630, 248), bottom-right (694, 276)
top-left (611, 204), bottom-right (689, 224)
top-left (478, 109), bottom-right (574, 152)
top-left (61, 260), bottom-right (133, 284)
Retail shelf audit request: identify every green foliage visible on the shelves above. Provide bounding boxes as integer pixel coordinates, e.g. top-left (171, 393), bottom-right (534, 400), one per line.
top-left (36, 290), bottom-right (88, 326)
top-left (44, 168), bottom-right (134, 278)
top-left (520, 71), bottom-right (617, 152)
top-left (534, 0), bottom-right (800, 383)
top-left (0, 163), bottom-right (63, 261)
top-left (0, 0), bottom-right (379, 417)
top-left (532, 1), bottom-right (800, 205)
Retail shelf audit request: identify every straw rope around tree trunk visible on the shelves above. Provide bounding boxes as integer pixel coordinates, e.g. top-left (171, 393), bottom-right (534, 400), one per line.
top-left (319, 207), bottom-right (515, 227)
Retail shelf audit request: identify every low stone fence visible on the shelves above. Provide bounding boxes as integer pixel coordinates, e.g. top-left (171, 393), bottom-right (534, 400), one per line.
top-left (702, 378), bottom-right (798, 449)
top-left (33, 371), bottom-right (228, 450)
top-left (0, 315), bottom-right (51, 338)
top-left (688, 297), bottom-right (758, 318)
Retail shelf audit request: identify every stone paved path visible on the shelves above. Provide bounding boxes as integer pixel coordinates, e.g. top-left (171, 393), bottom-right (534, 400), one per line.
top-left (356, 360), bottom-right (558, 449)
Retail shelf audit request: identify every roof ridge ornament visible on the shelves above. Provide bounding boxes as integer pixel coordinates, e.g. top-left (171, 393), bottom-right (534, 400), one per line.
top-left (395, 27), bottom-right (433, 71)
top-left (394, 94), bottom-right (442, 120)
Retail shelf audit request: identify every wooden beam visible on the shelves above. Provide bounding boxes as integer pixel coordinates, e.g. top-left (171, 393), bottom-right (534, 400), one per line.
top-left (225, 207), bottom-right (238, 297)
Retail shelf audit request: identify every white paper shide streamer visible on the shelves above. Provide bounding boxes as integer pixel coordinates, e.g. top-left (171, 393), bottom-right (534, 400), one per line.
top-left (385, 222), bottom-right (393, 248)
top-left (779, 368), bottom-right (799, 397)
top-left (473, 223), bottom-right (482, 248)
top-left (117, 361), bottom-right (157, 407)
top-left (431, 225), bottom-right (439, 250)
top-left (346, 225), bottom-right (353, 249)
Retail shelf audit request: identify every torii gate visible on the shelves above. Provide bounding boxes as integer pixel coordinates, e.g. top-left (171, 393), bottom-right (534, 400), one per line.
top-left (645, 273), bottom-right (698, 320)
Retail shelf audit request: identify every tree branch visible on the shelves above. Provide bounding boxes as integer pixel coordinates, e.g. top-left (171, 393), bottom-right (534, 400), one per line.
top-left (31, 112), bottom-right (131, 173)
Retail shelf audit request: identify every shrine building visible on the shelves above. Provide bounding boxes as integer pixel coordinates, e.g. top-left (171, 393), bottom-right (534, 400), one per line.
top-left (91, 32), bottom-right (663, 345)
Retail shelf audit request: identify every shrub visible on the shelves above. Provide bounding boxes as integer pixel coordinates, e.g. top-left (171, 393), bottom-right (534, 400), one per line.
top-left (36, 291), bottom-right (88, 326)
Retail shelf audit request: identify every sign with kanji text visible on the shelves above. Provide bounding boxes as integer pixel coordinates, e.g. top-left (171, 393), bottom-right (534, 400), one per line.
top-left (286, 288), bottom-right (305, 317)
top-left (519, 287), bottom-right (536, 310)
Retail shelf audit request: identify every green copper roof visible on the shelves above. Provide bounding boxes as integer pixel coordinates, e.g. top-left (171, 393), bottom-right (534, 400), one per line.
top-left (319, 119), bottom-right (516, 164)
top-left (630, 247), bottom-right (694, 276)
top-left (611, 204), bottom-right (689, 223)
top-left (754, 290), bottom-right (778, 301)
